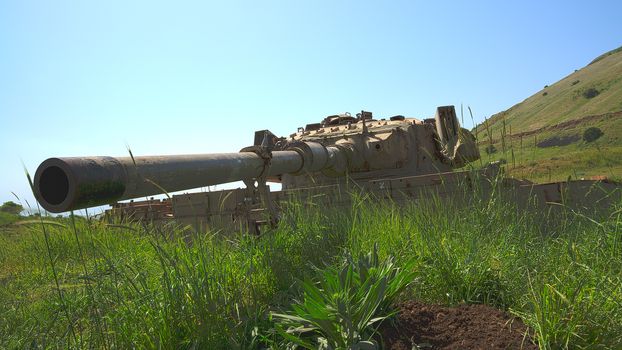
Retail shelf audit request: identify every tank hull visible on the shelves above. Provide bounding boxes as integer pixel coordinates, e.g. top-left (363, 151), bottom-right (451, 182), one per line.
top-left (105, 169), bottom-right (622, 234)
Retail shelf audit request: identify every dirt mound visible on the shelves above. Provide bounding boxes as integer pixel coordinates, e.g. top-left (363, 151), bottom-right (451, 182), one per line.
top-left (380, 301), bottom-right (537, 350)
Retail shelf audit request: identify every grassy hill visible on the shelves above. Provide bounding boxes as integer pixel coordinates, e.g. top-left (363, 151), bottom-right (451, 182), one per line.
top-left (475, 45), bottom-right (622, 182)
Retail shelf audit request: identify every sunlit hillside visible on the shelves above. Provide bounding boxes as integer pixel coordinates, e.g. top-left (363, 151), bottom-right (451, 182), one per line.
top-left (475, 45), bottom-right (622, 182)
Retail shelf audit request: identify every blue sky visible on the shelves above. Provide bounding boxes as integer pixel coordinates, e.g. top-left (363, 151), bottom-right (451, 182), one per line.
top-left (1, 0), bottom-right (621, 210)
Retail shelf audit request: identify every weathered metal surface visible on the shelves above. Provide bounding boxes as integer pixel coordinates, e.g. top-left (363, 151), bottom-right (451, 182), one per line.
top-left (32, 105), bottom-right (621, 234)
top-left (105, 198), bottom-right (173, 223)
top-left (34, 151), bottom-right (303, 212)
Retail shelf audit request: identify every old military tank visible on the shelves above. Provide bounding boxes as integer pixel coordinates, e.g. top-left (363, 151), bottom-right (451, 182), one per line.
top-left (33, 106), bottom-right (621, 234)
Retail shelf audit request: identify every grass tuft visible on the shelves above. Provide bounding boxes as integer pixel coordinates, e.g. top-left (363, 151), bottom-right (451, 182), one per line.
top-left (270, 244), bottom-right (415, 349)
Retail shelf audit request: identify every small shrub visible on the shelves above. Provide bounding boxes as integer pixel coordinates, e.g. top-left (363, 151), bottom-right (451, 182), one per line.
top-left (582, 88), bottom-right (600, 99)
top-left (583, 127), bottom-right (604, 142)
top-left (571, 80), bottom-right (580, 86)
top-left (542, 92), bottom-right (548, 96)
top-left (485, 145), bottom-right (497, 154)
top-left (270, 245), bottom-right (415, 349)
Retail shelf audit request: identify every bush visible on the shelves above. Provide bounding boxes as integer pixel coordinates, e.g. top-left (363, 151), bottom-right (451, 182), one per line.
top-left (485, 144), bottom-right (497, 154)
top-left (270, 245), bottom-right (415, 349)
top-left (0, 201), bottom-right (23, 215)
top-left (582, 88), bottom-right (600, 99)
top-left (583, 127), bottom-right (604, 142)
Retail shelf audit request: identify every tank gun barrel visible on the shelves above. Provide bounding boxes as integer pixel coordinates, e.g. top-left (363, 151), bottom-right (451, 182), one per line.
top-left (32, 106), bottom-right (483, 214)
top-left (34, 142), bottom-right (344, 213)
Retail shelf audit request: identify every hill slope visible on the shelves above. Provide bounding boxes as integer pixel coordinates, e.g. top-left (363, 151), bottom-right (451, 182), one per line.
top-left (475, 45), bottom-right (622, 182)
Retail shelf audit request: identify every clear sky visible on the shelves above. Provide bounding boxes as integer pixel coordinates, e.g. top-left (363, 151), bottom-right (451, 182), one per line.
top-left (1, 0), bottom-right (621, 211)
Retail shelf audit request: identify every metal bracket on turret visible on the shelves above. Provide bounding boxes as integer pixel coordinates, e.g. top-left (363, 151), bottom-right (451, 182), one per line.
top-left (357, 110), bottom-right (372, 134)
top-left (240, 131), bottom-right (280, 233)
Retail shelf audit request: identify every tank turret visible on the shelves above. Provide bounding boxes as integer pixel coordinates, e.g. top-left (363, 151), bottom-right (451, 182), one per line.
top-left (34, 106), bottom-right (478, 214)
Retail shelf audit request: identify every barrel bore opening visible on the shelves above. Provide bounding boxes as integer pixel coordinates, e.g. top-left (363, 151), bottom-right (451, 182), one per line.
top-left (39, 166), bottom-right (69, 205)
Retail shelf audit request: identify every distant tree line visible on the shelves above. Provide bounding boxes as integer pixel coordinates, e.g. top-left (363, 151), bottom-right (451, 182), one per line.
top-left (0, 201), bottom-right (24, 215)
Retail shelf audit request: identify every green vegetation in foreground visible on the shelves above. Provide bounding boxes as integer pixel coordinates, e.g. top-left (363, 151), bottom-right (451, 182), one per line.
top-left (0, 212), bottom-right (21, 226)
top-left (473, 45), bottom-right (622, 182)
top-left (271, 245), bottom-right (415, 348)
top-left (1, 186), bottom-right (622, 349)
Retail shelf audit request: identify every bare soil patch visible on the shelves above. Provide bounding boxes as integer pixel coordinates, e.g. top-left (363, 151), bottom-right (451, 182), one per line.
top-left (477, 110), bottom-right (621, 146)
top-left (380, 301), bottom-right (537, 350)
top-left (536, 134), bottom-right (580, 148)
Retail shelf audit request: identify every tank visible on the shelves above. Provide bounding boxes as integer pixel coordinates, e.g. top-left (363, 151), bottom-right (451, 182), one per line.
top-left (33, 106), bottom-right (621, 233)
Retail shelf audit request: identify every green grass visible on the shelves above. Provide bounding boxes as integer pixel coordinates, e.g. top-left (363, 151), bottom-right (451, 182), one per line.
top-left (1, 184), bottom-right (621, 349)
top-left (0, 212), bottom-right (21, 226)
